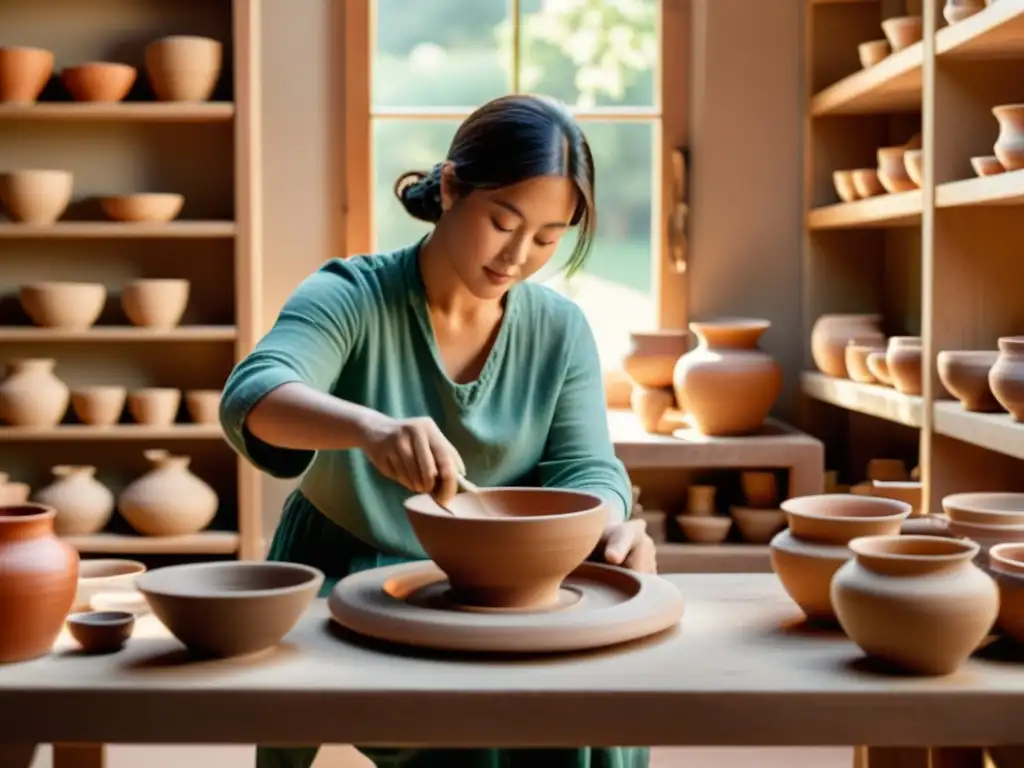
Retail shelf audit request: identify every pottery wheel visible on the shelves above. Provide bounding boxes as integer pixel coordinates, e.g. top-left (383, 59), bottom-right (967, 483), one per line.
top-left (328, 561), bottom-right (685, 653)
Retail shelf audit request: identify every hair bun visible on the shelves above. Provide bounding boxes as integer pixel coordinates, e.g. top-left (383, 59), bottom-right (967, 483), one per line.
top-left (393, 164), bottom-right (444, 224)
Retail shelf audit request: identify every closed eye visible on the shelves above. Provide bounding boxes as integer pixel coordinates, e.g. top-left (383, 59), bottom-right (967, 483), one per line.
top-left (491, 217), bottom-right (515, 233)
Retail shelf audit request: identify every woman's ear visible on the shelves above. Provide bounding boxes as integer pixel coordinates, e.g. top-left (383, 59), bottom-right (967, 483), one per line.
top-left (439, 161), bottom-right (459, 213)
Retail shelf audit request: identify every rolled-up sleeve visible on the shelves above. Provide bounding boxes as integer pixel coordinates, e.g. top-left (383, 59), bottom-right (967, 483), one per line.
top-left (219, 259), bottom-right (367, 479)
top-left (536, 309), bottom-right (631, 523)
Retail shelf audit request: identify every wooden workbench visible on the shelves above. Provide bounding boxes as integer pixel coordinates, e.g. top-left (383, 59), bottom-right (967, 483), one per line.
top-left (1, 574), bottom-right (1021, 767)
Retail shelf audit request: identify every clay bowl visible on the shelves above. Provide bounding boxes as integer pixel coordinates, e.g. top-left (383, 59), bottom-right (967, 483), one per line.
top-left (127, 387), bottom-right (181, 426)
top-left (886, 336), bottom-right (923, 395)
top-left (0, 169), bottom-right (73, 224)
top-left (19, 281), bottom-right (106, 331)
top-left (866, 351), bottom-right (893, 386)
top-left (858, 39), bottom-right (890, 69)
top-left (66, 611), bottom-right (135, 654)
top-left (870, 480), bottom-right (923, 518)
top-left (846, 340), bottom-right (886, 383)
top-left (60, 62), bottom-right (136, 102)
top-left (70, 386), bottom-right (127, 427)
top-left (136, 561), bottom-right (324, 658)
top-left (120, 278), bottom-right (190, 329)
top-left (0, 46), bottom-right (54, 103)
top-left (781, 494), bottom-right (911, 545)
top-left (851, 169), bottom-right (885, 198)
top-left (74, 558), bottom-right (146, 611)
top-left (832, 170), bottom-right (859, 203)
top-left (971, 155), bottom-right (1005, 177)
top-left (184, 389), bottom-right (221, 424)
top-left (404, 488), bottom-right (609, 610)
top-left (877, 147), bottom-right (916, 193)
top-left (942, 492), bottom-right (1024, 527)
top-left (100, 193), bottom-right (183, 223)
top-left (623, 330), bottom-right (690, 389)
top-left (145, 35), bottom-right (223, 102)
top-left (730, 507), bottom-right (786, 544)
top-left (677, 515), bottom-right (732, 544)
top-left (882, 15), bottom-right (924, 51)
top-left (991, 336), bottom-right (1024, 420)
top-left (937, 350), bottom-right (1001, 412)
top-left (903, 149), bottom-right (924, 187)
top-left (988, 543), bottom-right (1024, 643)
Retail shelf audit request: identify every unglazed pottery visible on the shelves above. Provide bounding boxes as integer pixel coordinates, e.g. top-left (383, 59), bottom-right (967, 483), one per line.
top-left (0, 46), bottom-right (54, 103)
top-left (100, 193), bottom-right (183, 223)
top-left (770, 494), bottom-right (910, 622)
top-left (60, 63), bottom-right (136, 102)
top-left (66, 611), bottom-right (134, 654)
top-left (185, 389), bottom-right (222, 424)
top-left (833, 170), bottom-right (859, 203)
top-left (32, 465), bottom-right (114, 536)
top-left (0, 473), bottom-right (30, 505)
top-left (672, 319), bottom-right (782, 436)
top-left (74, 558), bottom-right (147, 612)
top-left (0, 504), bottom-right (79, 663)
top-left (882, 15), bottom-right (923, 51)
top-left (989, 336), bottom-right (1024, 420)
top-left (870, 480), bottom-right (923, 518)
top-left (886, 336), bottom-right (923, 395)
top-left (865, 351), bottom-right (893, 385)
top-left (993, 105), bottom-right (1024, 171)
top-left (846, 340), bottom-right (886, 384)
top-left (70, 385), bottom-right (127, 426)
top-left (0, 169), bottom-right (73, 224)
top-left (676, 515), bottom-right (731, 544)
top-left (118, 449), bottom-right (219, 536)
top-left (19, 281), bottom-right (106, 330)
top-left (741, 471), bottom-right (778, 508)
top-left (730, 507), bottom-right (786, 544)
top-left (144, 36), bottom-right (223, 102)
top-left (903, 149), bottom-right (923, 188)
top-left (136, 561), bottom-right (323, 658)
top-left (121, 278), bottom-right (189, 329)
top-left (971, 155), bottom-right (1005, 177)
top-left (988, 543), bottom-right (1024, 643)
top-left (858, 40), bottom-right (890, 69)
top-left (629, 385), bottom-right (674, 433)
top-left (405, 488), bottom-right (608, 609)
top-left (0, 358), bottom-right (69, 427)
top-left (127, 387), bottom-right (181, 426)
top-left (832, 535), bottom-right (997, 675)
top-left (329, 560), bottom-right (685, 653)
top-left (937, 350), bottom-right (1001, 412)
top-left (622, 330), bottom-right (690, 389)
top-left (851, 169), bottom-right (885, 198)
top-left (942, 492), bottom-right (1024, 527)
top-left (687, 484), bottom-right (717, 516)
top-left (866, 458), bottom-right (908, 482)
top-left (944, 0), bottom-right (986, 23)
top-left (811, 314), bottom-right (884, 378)
top-left (877, 147), bottom-right (916, 193)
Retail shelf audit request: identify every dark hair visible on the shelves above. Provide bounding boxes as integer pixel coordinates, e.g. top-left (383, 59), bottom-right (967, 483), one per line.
top-left (394, 94), bottom-right (596, 276)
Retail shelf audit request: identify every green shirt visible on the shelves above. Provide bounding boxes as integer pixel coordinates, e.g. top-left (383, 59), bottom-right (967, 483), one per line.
top-left (220, 241), bottom-right (630, 559)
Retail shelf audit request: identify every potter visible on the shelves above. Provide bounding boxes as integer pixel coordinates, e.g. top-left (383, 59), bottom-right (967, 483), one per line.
top-left (221, 94), bottom-right (655, 768)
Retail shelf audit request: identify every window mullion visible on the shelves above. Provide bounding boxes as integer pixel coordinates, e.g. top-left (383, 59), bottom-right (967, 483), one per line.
top-left (510, 0), bottom-right (521, 93)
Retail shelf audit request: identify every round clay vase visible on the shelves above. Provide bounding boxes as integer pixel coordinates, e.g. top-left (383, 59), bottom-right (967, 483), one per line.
top-left (944, 0), bottom-right (986, 23)
top-left (811, 314), bottom-right (884, 378)
top-left (0, 358), bottom-right (70, 427)
top-left (32, 465), bottom-right (115, 536)
top-left (144, 35), bottom-right (223, 102)
top-left (622, 330), bottom-right (690, 389)
top-left (989, 336), bottom-right (1024, 421)
top-left (0, 46), bottom-right (54, 104)
top-left (993, 105), bottom-right (1024, 172)
top-left (118, 449), bottom-right (218, 536)
top-left (672, 319), bottom-right (782, 436)
top-left (832, 535), bottom-right (998, 676)
top-left (886, 336), bottom-right (923, 395)
top-left (0, 504), bottom-right (79, 663)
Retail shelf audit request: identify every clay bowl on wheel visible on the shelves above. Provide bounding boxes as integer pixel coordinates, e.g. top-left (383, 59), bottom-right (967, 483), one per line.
top-left (404, 488), bottom-right (610, 611)
top-left (135, 561), bottom-right (324, 658)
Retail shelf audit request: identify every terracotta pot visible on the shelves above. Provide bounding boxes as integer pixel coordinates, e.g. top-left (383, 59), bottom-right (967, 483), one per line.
top-left (100, 193), bottom-right (183, 223)
top-left (730, 506), bottom-right (785, 544)
top-left (989, 336), bottom-right (1024, 420)
top-left (19, 281), bottom-right (106, 330)
top-left (870, 480), bottom-right (923, 518)
top-left (993, 105), bottom-right (1024, 172)
top-left (672, 319), bottom-right (782, 436)
top-left (851, 169), bottom-right (885, 198)
top-left (629, 386), bottom-right (673, 434)
top-left (33, 465), bottom-right (115, 536)
top-left (943, 492), bottom-right (1024, 526)
top-left (676, 515), bottom-right (731, 544)
top-left (833, 170), bottom-right (859, 203)
top-left (687, 485), bottom-right (717, 516)
top-left (0, 504), bottom-right (79, 663)
top-left (770, 494), bottom-right (910, 622)
top-left (121, 278), bottom-right (190, 329)
top-left (60, 62), bottom-right (136, 102)
top-left (944, 0), bottom-right (986, 23)
top-left (886, 336), bottom-right (923, 395)
top-left (988, 543), bottom-right (1024, 643)
top-left (622, 330), bottom-right (689, 389)
top-left (846, 340), bottom-right (886, 384)
top-left (118, 449), bottom-right (218, 536)
top-left (0, 169), bottom-right (73, 224)
top-left (903, 149), bottom-right (924, 188)
top-left (741, 471), bottom-right (778, 508)
top-left (971, 155), bottom-right (1005, 177)
top-left (877, 147), bottom-right (916, 194)
top-left (937, 350), bottom-right (1001, 412)
top-left (144, 35), bottom-right (223, 102)
top-left (127, 387), bottom-right (181, 426)
top-left (70, 385), bottom-right (127, 427)
top-left (811, 314), bottom-right (884, 378)
top-left (185, 389), bottom-right (222, 425)
top-left (0, 358), bottom-right (69, 427)
top-left (858, 40), bottom-right (890, 69)
top-left (866, 458), bottom-right (909, 482)
top-left (865, 351), bottom-right (892, 386)
top-left (0, 46), bottom-right (54, 104)
top-left (832, 535), bottom-right (997, 675)
top-left (882, 15), bottom-right (923, 51)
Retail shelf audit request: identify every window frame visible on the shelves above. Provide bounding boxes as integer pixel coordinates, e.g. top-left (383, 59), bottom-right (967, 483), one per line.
top-left (340, 0), bottom-right (690, 407)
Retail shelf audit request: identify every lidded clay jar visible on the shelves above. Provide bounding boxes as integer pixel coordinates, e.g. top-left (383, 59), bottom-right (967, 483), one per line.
top-left (810, 314), bottom-right (884, 378)
top-left (0, 358), bottom-right (70, 427)
top-left (832, 535), bottom-right (998, 676)
top-left (989, 336), bottom-right (1024, 421)
top-left (672, 318), bottom-right (782, 436)
top-left (118, 449), bottom-right (218, 536)
top-left (33, 465), bottom-right (115, 536)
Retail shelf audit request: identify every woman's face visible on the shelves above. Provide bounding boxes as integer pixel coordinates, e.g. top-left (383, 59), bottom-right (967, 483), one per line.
top-left (438, 166), bottom-right (579, 300)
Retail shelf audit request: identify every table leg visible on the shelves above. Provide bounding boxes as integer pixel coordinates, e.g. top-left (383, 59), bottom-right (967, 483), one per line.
top-left (854, 747), bottom-right (988, 768)
top-left (53, 744), bottom-right (106, 768)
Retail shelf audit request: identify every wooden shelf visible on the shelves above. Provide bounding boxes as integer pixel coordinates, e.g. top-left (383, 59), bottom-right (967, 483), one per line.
top-left (807, 190), bottom-right (923, 229)
top-left (936, 169), bottom-right (1024, 207)
top-left (809, 42), bottom-right (923, 116)
top-left (0, 222), bottom-right (236, 239)
top-left (0, 326), bottom-right (237, 342)
top-left (0, 425), bottom-right (224, 441)
top-left (0, 102), bottom-right (235, 122)
top-left (656, 543), bottom-right (771, 574)
top-left (801, 372), bottom-right (924, 428)
top-left (936, 0), bottom-right (1024, 58)
top-left (62, 531), bottom-right (240, 555)
top-left (933, 401), bottom-right (1024, 460)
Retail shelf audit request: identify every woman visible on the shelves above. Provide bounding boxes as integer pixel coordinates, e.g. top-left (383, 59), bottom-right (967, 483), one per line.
top-left (220, 93), bottom-right (655, 768)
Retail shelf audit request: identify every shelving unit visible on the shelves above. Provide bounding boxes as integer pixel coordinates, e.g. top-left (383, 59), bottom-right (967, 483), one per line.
top-left (0, 0), bottom-right (263, 560)
top-left (801, 0), bottom-right (1024, 513)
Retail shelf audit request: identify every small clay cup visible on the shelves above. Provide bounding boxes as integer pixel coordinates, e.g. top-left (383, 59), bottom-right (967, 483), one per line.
top-left (846, 340), bottom-right (887, 383)
top-left (0, 46), bottom-right (54, 103)
top-left (858, 40), bottom-right (890, 69)
top-left (676, 515), bottom-right (731, 544)
top-left (741, 471), bottom-right (778, 508)
top-left (19, 282), bottom-right (106, 330)
top-left (971, 155), bottom-right (1005, 177)
top-left (184, 389), bottom-right (222, 425)
top-left (60, 62), bottom-right (136, 102)
top-left (70, 386), bottom-right (127, 427)
top-left (127, 387), bottom-right (181, 426)
top-left (0, 169), bottom-right (73, 224)
top-left (870, 480), bottom-right (923, 518)
top-left (121, 278), bottom-right (189, 329)
top-left (937, 350), bottom-right (1001, 412)
top-left (886, 336), bottom-right (923, 395)
top-left (877, 147), bottom-right (916, 194)
top-left (66, 610), bottom-right (134, 654)
top-left (989, 336), bottom-right (1024, 421)
top-left (833, 170), bottom-right (859, 203)
top-left (851, 169), bottom-right (885, 198)
top-left (866, 351), bottom-right (893, 386)
top-left (903, 149), bottom-right (924, 188)
top-left (881, 15), bottom-right (924, 51)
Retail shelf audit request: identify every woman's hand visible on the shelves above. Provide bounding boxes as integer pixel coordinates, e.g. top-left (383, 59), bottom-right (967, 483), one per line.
top-left (359, 414), bottom-right (466, 504)
top-left (599, 518), bottom-right (657, 573)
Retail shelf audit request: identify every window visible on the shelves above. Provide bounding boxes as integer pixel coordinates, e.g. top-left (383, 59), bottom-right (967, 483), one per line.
top-left (343, 0), bottom-right (689, 379)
